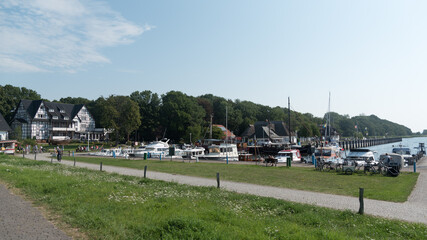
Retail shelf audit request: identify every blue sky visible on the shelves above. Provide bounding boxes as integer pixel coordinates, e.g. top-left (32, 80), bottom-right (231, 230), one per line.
top-left (1, 0), bottom-right (427, 132)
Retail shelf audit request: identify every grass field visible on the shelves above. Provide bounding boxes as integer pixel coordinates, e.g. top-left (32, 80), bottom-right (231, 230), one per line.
top-left (0, 155), bottom-right (425, 239)
top-left (62, 155), bottom-right (418, 202)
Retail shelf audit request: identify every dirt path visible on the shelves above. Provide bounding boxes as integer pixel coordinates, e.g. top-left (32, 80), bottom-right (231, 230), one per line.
top-left (23, 153), bottom-right (427, 225)
top-left (0, 183), bottom-right (71, 240)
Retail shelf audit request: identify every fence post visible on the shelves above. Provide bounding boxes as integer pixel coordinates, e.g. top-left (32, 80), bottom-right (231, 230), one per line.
top-left (23, 151), bottom-right (25, 159)
top-left (216, 172), bottom-right (220, 188)
top-left (100, 162), bottom-right (103, 171)
top-left (34, 152), bottom-right (36, 160)
top-left (358, 188), bottom-right (364, 215)
top-left (144, 165), bottom-right (147, 178)
top-left (414, 162), bottom-right (417, 173)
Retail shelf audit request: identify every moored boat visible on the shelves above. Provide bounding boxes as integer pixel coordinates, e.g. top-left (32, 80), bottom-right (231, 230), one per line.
top-left (275, 149), bottom-right (301, 163)
top-left (182, 147), bottom-right (205, 159)
top-left (315, 145), bottom-right (344, 165)
top-left (344, 149), bottom-right (377, 166)
top-left (132, 139), bottom-right (170, 158)
top-left (203, 143), bottom-right (238, 161)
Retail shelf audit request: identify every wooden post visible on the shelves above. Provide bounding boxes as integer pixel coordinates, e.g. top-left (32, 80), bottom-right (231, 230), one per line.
top-left (100, 162), bottom-right (103, 171)
top-left (74, 157), bottom-right (76, 167)
top-left (34, 152), bottom-right (36, 160)
top-left (144, 165), bottom-right (147, 178)
top-left (23, 151), bottom-right (25, 159)
top-left (216, 172), bottom-right (220, 188)
top-left (358, 188), bottom-right (364, 215)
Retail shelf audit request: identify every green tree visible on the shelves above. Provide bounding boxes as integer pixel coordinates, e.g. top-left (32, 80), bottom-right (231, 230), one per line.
top-left (160, 91), bottom-right (205, 142)
top-left (0, 84), bottom-right (41, 122)
top-left (57, 97), bottom-right (92, 105)
top-left (130, 91), bottom-right (161, 141)
top-left (211, 126), bottom-right (225, 139)
top-left (99, 96), bottom-right (141, 143)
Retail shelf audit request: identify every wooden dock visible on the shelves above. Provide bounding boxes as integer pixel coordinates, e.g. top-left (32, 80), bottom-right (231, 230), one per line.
top-left (338, 138), bottom-right (402, 150)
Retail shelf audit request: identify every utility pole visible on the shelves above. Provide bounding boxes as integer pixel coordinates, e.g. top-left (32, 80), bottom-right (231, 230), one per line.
top-left (209, 114), bottom-right (213, 139)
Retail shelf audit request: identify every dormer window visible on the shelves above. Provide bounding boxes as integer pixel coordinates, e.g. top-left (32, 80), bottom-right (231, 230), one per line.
top-left (64, 117), bottom-right (69, 120)
top-left (60, 110), bottom-right (65, 113)
top-left (49, 109), bottom-right (54, 112)
top-left (53, 116), bottom-right (58, 120)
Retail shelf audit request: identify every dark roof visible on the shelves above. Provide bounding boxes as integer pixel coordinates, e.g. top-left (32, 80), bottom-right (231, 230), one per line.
top-left (19, 99), bottom-right (43, 119)
top-left (271, 121), bottom-right (290, 136)
top-left (17, 100), bottom-right (86, 122)
top-left (0, 112), bottom-right (12, 132)
top-left (241, 121), bottom-right (292, 139)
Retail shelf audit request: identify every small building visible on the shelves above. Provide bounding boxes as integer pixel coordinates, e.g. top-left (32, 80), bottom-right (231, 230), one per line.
top-left (0, 112), bottom-right (16, 154)
top-left (213, 124), bottom-right (235, 140)
top-left (11, 100), bottom-right (104, 142)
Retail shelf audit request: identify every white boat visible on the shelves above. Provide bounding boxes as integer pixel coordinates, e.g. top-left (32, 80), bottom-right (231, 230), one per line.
top-left (344, 149), bottom-right (377, 166)
top-left (90, 148), bottom-right (129, 158)
top-left (133, 140), bottom-right (170, 158)
top-left (275, 149), bottom-right (302, 163)
top-left (203, 143), bottom-right (238, 161)
top-left (315, 145), bottom-right (345, 165)
top-left (182, 147), bottom-right (205, 159)
top-left (392, 145), bottom-right (413, 165)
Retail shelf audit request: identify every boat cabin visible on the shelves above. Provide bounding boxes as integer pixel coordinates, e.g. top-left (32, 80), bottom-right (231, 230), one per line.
top-left (275, 149), bottom-right (301, 163)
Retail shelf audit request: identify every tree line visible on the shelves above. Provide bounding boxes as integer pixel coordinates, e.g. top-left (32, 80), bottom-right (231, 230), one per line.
top-left (0, 84), bottom-right (416, 143)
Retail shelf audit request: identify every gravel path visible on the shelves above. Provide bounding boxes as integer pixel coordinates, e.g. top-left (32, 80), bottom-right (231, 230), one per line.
top-left (22, 153), bottom-right (427, 225)
top-left (0, 183), bottom-right (71, 240)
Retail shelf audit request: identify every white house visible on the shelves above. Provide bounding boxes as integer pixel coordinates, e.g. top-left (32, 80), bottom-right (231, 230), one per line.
top-left (0, 112), bottom-right (11, 141)
top-left (11, 100), bottom-right (104, 141)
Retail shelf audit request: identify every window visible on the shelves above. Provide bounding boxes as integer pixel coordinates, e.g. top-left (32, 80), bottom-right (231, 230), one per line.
top-left (49, 109), bottom-right (54, 112)
top-left (64, 117), bottom-right (69, 120)
top-left (60, 110), bottom-right (65, 113)
top-left (53, 116), bottom-right (58, 120)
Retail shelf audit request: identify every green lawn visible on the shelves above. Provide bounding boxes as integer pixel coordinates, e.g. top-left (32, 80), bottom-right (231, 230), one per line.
top-left (0, 155), bottom-right (425, 239)
top-left (62, 155), bottom-right (419, 202)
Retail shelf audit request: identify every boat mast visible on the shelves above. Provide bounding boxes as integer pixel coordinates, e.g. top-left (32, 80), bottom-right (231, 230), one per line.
top-left (288, 97), bottom-right (291, 145)
top-left (325, 92), bottom-right (331, 142)
top-left (226, 105), bottom-right (229, 164)
top-left (328, 92), bottom-right (331, 140)
top-left (209, 113), bottom-right (213, 139)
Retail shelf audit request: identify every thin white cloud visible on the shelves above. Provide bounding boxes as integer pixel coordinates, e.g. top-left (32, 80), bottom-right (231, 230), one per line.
top-left (0, 55), bottom-right (46, 72)
top-left (0, 0), bottom-right (150, 73)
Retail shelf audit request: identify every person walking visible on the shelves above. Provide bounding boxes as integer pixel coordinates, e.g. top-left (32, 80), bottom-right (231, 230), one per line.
top-left (56, 146), bottom-right (62, 162)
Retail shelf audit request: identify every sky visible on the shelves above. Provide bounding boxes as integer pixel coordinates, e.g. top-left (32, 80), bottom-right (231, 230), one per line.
top-left (1, 0), bottom-right (427, 132)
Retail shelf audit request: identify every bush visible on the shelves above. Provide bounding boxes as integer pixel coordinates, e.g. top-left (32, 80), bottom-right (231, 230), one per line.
top-left (21, 138), bottom-right (36, 146)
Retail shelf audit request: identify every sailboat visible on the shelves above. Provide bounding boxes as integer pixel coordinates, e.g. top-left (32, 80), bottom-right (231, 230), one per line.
top-left (315, 92), bottom-right (344, 164)
top-left (203, 106), bottom-right (239, 162)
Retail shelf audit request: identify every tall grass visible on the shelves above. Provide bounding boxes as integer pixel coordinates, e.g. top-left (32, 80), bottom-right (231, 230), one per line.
top-left (0, 155), bottom-right (426, 239)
